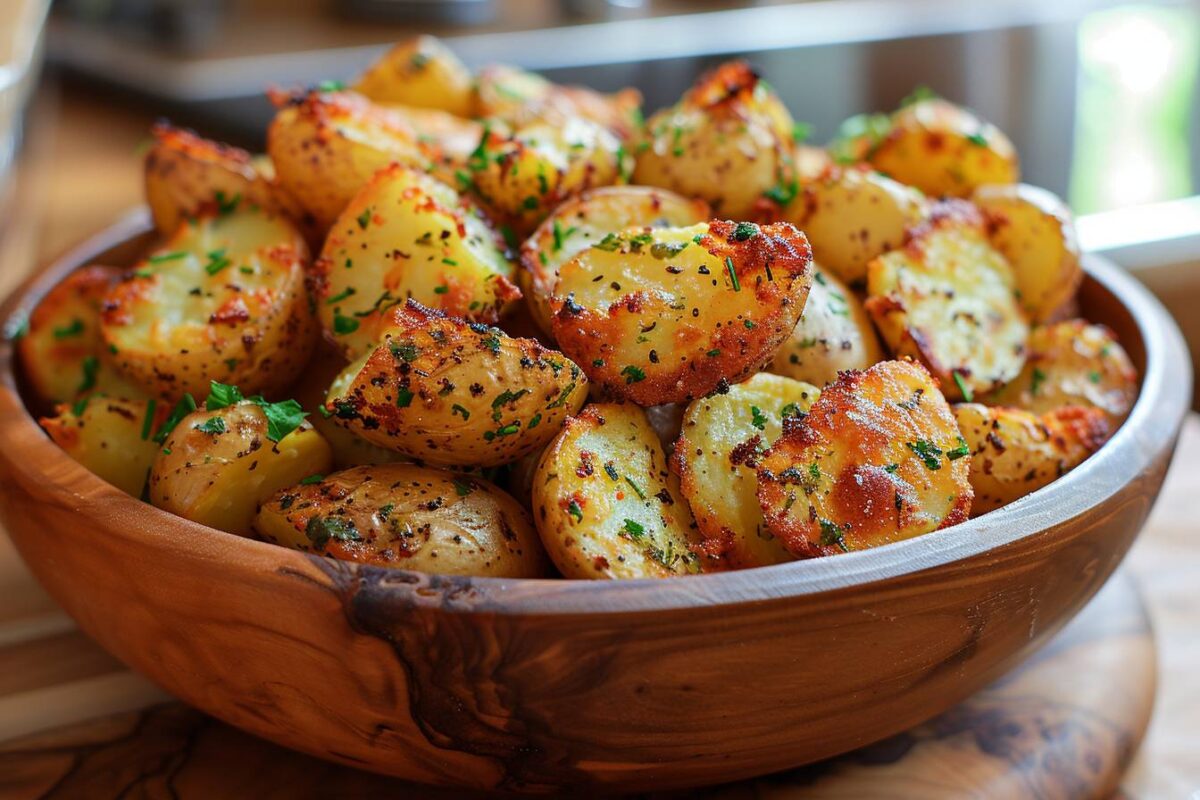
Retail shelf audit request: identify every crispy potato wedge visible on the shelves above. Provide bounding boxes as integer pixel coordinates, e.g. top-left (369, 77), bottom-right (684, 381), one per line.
top-left (865, 200), bottom-right (1029, 400)
top-left (466, 118), bottom-right (628, 236)
top-left (18, 265), bottom-right (146, 405)
top-left (313, 163), bottom-right (519, 359)
top-left (633, 61), bottom-right (795, 220)
top-left (983, 320), bottom-right (1138, 426)
top-left (972, 183), bottom-right (1082, 322)
top-left (757, 360), bottom-right (972, 557)
top-left (551, 220), bottom-right (814, 405)
top-left (149, 401), bottom-right (333, 536)
top-left (532, 403), bottom-right (702, 578)
top-left (519, 185), bottom-right (709, 336)
top-left (255, 464), bottom-right (548, 576)
top-left (770, 266), bottom-right (885, 388)
top-left (326, 302), bottom-right (587, 468)
top-left (351, 35), bottom-right (474, 118)
top-left (953, 403), bottom-right (1109, 516)
top-left (673, 373), bottom-right (820, 569)
top-left (784, 165), bottom-right (928, 285)
top-left (473, 63), bottom-right (642, 141)
top-left (100, 209), bottom-right (317, 400)
top-left (267, 89), bottom-right (430, 233)
top-left (40, 396), bottom-right (169, 496)
top-left (867, 98), bottom-right (1019, 197)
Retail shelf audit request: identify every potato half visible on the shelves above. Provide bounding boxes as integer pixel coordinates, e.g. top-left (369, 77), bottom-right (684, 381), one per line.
top-left (550, 220), bottom-right (814, 405)
top-left (325, 301), bottom-right (587, 468)
top-left (314, 163), bottom-right (519, 359)
top-left (673, 373), bottom-right (820, 569)
top-left (149, 401), bottom-right (333, 536)
top-left (473, 63), bottom-right (642, 141)
top-left (40, 396), bottom-right (168, 496)
top-left (953, 403), bottom-right (1110, 516)
top-left (519, 185), bottom-right (709, 337)
top-left (770, 266), bottom-right (884, 388)
top-left (351, 35), bottom-right (474, 118)
top-left (532, 403), bottom-right (702, 578)
top-left (255, 464), bottom-right (548, 577)
top-left (983, 320), bottom-right (1138, 427)
top-left (865, 200), bottom-right (1029, 400)
top-left (757, 360), bottom-right (973, 557)
top-left (972, 183), bottom-right (1082, 323)
top-left (100, 208), bottom-right (317, 400)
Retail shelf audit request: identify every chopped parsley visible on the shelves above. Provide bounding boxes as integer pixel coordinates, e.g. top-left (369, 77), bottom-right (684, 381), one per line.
top-left (140, 399), bottom-right (158, 441)
top-left (451, 403), bottom-right (471, 420)
top-left (732, 222), bottom-right (760, 241)
top-left (952, 370), bottom-right (973, 402)
top-left (946, 436), bottom-right (970, 461)
top-left (567, 500), bottom-right (583, 522)
top-left (819, 518), bottom-right (849, 552)
top-left (792, 122), bottom-right (813, 143)
top-left (624, 475), bottom-right (647, 500)
top-left (453, 479), bottom-right (473, 497)
top-left (153, 394), bottom-right (198, 444)
top-left (356, 208), bottom-right (373, 230)
top-left (750, 405), bottom-right (768, 431)
top-left (1030, 367), bottom-right (1047, 397)
top-left (148, 251), bottom-right (186, 264)
top-left (299, 474), bottom-right (324, 485)
top-left (906, 439), bottom-right (943, 470)
top-left (622, 518), bottom-right (645, 538)
top-left (196, 416), bottom-right (226, 435)
top-left (395, 387), bottom-right (414, 408)
top-left (725, 256), bottom-right (740, 291)
top-left (333, 314), bottom-right (360, 335)
top-left (305, 516), bottom-right (360, 549)
top-left (53, 318), bottom-right (85, 339)
top-left (621, 365), bottom-right (646, 384)
top-left (76, 356), bottom-right (99, 394)
top-left (325, 287), bottom-right (356, 305)
top-left (203, 248), bottom-right (232, 276)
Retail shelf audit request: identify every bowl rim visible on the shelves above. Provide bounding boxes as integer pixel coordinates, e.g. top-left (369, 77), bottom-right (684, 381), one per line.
top-left (0, 208), bottom-right (1191, 615)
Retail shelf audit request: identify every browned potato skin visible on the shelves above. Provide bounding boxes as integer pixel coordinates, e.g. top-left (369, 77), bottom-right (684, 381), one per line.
top-left (40, 396), bottom-right (169, 496)
top-left (352, 35), bottom-right (474, 118)
top-left (953, 403), bottom-right (1109, 516)
top-left (255, 465), bottom-right (549, 577)
top-left (17, 265), bottom-right (145, 405)
top-left (550, 220), bottom-right (814, 406)
top-left (757, 360), bottom-right (973, 557)
top-left (326, 302), bottom-right (587, 468)
top-left (473, 63), bottom-right (643, 141)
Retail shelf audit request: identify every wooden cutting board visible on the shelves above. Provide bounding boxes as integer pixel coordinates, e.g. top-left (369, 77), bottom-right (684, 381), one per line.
top-left (0, 567), bottom-right (1153, 799)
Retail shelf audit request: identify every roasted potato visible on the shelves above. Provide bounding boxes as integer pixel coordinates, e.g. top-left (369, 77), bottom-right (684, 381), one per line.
top-left (383, 104), bottom-right (484, 166)
top-left (551, 220), bottom-right (814, 405)
top-left (149, 398), bottom-right (333, 536)
top-left (953, 403), bottom-right (1109, 515)
top-left (783, 165), bottom-right (928, 285)
top-left (255, 464), bottom-right (548, 576)
top-left (633, 61), bottom-right (795, 219)
top-left (673, 373), bottom-right (820, 569)
top-left (983, 320), bottom-right (1138, 426)
top-left (972, 183), bottom-right (1082, 322)
top-left (351, 35), bottom-right (474, 118)
top-left (519, 185), bottom-right (709, 336)
top-left (18, 265), bottom-right (146, 405)
top-left (770, 266), bottom-right (885, 388)
top-left (143, 123), bottom-right (286, 237)
top-left (313, 163), bottom-right (520, 359)
top-left (474, 63), bottom-right (642, 141)
top-left (267, 89), bottom-right (429, 232)
top-left (100, 208), bottom-right (317, 401)
top-left (40, 396), bottom-right (168, 496)
top-left (757, 359), bottom-right (972, 556)
top-left (865, 97), bottom-right (1019, 197)
top-left (865, 200), bottom-right (1029, 400)
top-left (465, 118), bottom-right (628, 236)
top-left (532, 403), bottom-right (702, 578)
top-left (326, 301), bottom-right (587, 467)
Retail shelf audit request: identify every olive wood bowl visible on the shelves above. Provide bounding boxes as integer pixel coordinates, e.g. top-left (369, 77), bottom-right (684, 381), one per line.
top-left (0, 210), bottom-right (1190, 793)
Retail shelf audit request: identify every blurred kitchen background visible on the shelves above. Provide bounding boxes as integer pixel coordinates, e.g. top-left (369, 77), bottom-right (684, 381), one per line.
top-left (2, 0), bottom-right (1200, 396)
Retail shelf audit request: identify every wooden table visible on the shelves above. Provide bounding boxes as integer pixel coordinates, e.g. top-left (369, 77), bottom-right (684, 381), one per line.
top-left (0, 78), bottom-right (1197, 797)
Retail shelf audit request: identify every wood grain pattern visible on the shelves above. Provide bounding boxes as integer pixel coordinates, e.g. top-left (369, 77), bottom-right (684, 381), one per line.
top-left (0, 217), bottom-right (1188, 793)
top-left (0, 571), bottom-right (1154, 799)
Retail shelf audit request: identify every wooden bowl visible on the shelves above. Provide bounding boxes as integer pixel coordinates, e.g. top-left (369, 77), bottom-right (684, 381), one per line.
top-left (0, 210), bottom-right (1190, 793)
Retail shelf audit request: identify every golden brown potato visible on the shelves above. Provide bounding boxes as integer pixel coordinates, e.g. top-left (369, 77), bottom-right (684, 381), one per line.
top-left (770, 266), bottom-right (885, 388)
top-left (313, 163), bottom-right (520, 359)
top-left (40, 396), bottom-right (168, 496)
top-left (144, 123), bottom-right (283, 237)
top-left (757, 360), bottom-right (972, 557)
top-left (266, 89), bottom-right (430, 233)
top-left (783, 165), bottom-right (928, 285)
top-left (351, 35), bottom-right (474, 118)
top-left (551, 220), bottom-right (814, 405)
top-left (473, 63), bottom-right (642, 141)
top-left (326, 302), bottom-right (587, 468)
top-left (100, 208), bottom-right (318, 401)
top-left (18, 265), bottom-right (146, 405)
top-left (255, 464), bottom-right (549, 577)
top-left (519, 185), bottom-right (709, 336)
top-left (673, 373), bottom-right (820, 570)
top-left (633, 60), bottom-right (795, 219)
top-left (382, 103), bottom-right (484, 167)
top-left (865, 200), bottom-right (1029, 401)
top-left (972, 183), bottom-right (1082, 323)
top-left (532, 403), bottom-right (702, 578)
top-left (983, 320), bottom-right (1138, 427)
top-left (465, 118), bottom-right (628, 236)
top-left (953, 403), bottom-right (1109, 516)
top-left (867, 97), bottom-right (1019, 197)
top-left (149, 398), bottom-right (333, 536)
